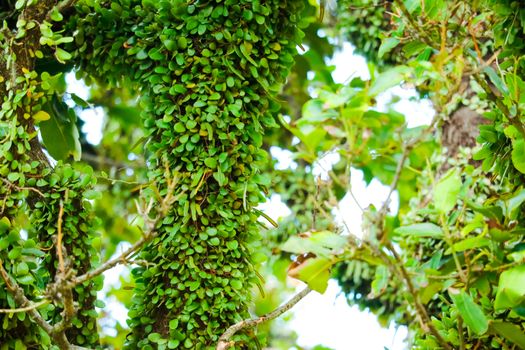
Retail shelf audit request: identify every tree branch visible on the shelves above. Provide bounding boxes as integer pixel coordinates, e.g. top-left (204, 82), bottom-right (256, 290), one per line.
top-left (57, 195), bottom-right (66, 275)
top-left (0, 299), bottom-right (48, 313)
top-left (72, 227), bottom-right (155, 286)
top-left (1, 177), bottom-right (45, 198)
top-left (216, 287), bottom-right (312, 350)
top-left (0, 260), bottom-right (52, 333)
top-left (73, 175), bottom-right (181, 286)
top-left (362, 114), bottom-right (452, 348)
top-left (385, 243), bottom-right (452, 350)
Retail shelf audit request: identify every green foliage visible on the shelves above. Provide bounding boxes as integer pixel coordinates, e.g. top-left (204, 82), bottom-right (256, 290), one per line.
top-left (1, 0), bottom-right (307, 348)
top-left (3, 0), bottom-right (525, 349)
top-left (67, 0), bottom-right (305, 348)
top-left (0, 9), bottom-right (99, 343)
top-left (0, 125), bottom-right (98, 347)
top-left (278, 1), bottom-right (525, 349)
top-left (160, 2), bottom-right (522, 350)
top-left (39, 95), bottom-right (82, 161)
top-left (31, 163), bottom-right (102, 346)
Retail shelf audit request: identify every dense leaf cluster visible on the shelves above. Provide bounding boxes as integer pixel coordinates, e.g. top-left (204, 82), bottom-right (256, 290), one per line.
top-left (1, 8), bottom-right (100, 346)
top-left (67, 0), bottom-right (304, 348)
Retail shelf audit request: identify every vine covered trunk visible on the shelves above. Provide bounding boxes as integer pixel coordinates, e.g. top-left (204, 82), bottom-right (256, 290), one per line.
top-left (70, 0), bottom-right (304, 348)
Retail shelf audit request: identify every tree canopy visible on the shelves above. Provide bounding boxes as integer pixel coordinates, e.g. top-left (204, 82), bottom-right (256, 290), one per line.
top-left (1, 0), bottom-right (525, 349)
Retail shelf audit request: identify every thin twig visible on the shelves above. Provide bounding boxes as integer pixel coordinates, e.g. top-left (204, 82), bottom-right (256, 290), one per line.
top-left (0, 260), bottom-right (14, 290)
top-left (458, 316), bottom-right (466, 350)
top-left (57, 196), bottom-right (66, 275)
top-left (0, 260), bottom-right (54, 342)
top-left (312, 176), bottom-right (321, 230)
top-left (365, 242), bottom-right (451, 349)
top-left (49, 190), bottom-right (78, 334)
top-left (377, 118), bottom-right (439, 241)
top-left (1, 178), bottom-right (45, 197)
top-left (380, 146), bottom-right (410, 219)
top-left (216, 287), bottom-right (312, 350)
top-left (385, 243), bottom-right (452, 350)
top-left (72, 228), bottom-right (155, 286)
top-left (74, 177), bottom-right (181, 286)
top-left (363, 115), bottom-right (451, 349)
top-left (0, 299), bottom-right (49, 313)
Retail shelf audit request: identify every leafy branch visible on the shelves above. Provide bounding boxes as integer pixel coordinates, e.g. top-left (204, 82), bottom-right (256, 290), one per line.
top-left (0, 168), bottom-right (180, 349)
top-left (377, 115), bottom-right (440, 240)
top-left (359, 114), bottom-right (454, 348)
top-left (473, 73), bottom-right (525, 137)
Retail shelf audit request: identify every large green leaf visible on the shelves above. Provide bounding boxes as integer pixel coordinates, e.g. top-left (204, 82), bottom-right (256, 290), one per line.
top-left (281, 231), bottom-right (347, 257)
top-left (484, 66), bottom-right (508, 95)
top-left (512, 138), bottom-right (525, 174)
top-left (446, 236), bottom-right (491, 254)
top-left (378, 37), bottom-right (399, 58)
top-left (466, 201), bottom-right (503, 222)
top-left (369, 66), bottom-right (410, 96)
top-left (450, 290), bottom-right (489, 335)
top-left (39, 95), bottom-right (81, 161)
top-left (505, 188), bottom-right (525, 219)
top-left (495, 265), bottom-right (525, 309)
top-left (301, 99), bottom-right (338, 122)
top-left (434, 169), bottom-right (462, 213)
top-left (371, 265), bottom-right (389, 297)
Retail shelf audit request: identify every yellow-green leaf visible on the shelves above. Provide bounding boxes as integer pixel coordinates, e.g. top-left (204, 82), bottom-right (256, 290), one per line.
top-left (33, 110), bottom-right (50, 122)
top-left (495, 265), bottom-right (525, 309)
top-left (434, 169), bottom-right (462, 213)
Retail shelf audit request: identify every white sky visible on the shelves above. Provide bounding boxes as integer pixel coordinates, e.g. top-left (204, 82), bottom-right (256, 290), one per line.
top-left (67, 40), bottom-right (437, 350)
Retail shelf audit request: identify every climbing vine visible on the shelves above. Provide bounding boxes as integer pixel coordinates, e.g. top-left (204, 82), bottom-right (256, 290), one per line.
top-left (0, 1), bottom-right (100, 348)
top-left (69, 1), bottom-right (304, 347)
